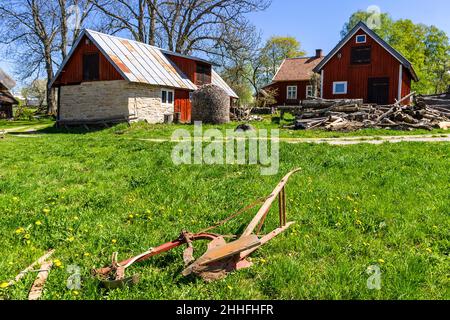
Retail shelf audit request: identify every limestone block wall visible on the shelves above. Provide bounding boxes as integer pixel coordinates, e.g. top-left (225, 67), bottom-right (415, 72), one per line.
top-left (59, 80), bottom-right (173, 124)
top-left (127, 83), bottom-right (173, 123)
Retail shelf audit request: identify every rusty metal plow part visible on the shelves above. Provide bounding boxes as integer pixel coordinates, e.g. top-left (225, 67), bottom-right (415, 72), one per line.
top-left (93, 168), bottom-right (301, 287)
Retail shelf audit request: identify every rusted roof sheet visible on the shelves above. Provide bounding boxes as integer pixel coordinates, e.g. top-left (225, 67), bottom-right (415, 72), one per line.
top-left (212, 70), bottom-right (238, 98)
top-left (0, 68), bottom-right (16, 90)
top-left (86, 30), bottom-right (196, 90)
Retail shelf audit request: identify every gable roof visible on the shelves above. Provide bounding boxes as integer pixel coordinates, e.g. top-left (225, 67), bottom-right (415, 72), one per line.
top-left (0, 68), bottom-right (16, 90)
top-left (50, 30), bottom-right (238, 98)
top-left (313, 21), bottom-right (419, 81)
top-left (273, 56), bottom-right (324, 82)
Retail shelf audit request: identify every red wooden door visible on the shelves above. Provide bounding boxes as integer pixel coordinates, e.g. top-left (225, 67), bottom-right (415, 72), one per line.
top-left (175, 90), bottom-right (192, 123)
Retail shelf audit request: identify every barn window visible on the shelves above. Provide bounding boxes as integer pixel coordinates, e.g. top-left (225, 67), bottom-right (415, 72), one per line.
top-left (82, 53), bottom-right (99, 81)
top-left (356, 35), bottom-right (367, 44)
top-left (351, 46), bottom-right (371, 64)
top-left (306, 85), bottom-right (315, 98)
top-left (161, 89), bottom-right (174, 106)
top-left (195, 63), bottom-right (211, 86)
top-left (333, 81), bottom-right (347, 94)
top-left (287, 86), bottom-right (297, 100)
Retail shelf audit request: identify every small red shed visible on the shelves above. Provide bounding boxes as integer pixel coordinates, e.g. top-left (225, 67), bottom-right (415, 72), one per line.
top-left (261, 50), bottom-right (324, 106)
top-left (313, 21), bottom-right (419, 105)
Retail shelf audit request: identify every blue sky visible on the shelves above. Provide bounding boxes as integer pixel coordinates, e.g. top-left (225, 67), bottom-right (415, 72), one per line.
top-left (1, 0), bottom-right (450, 90)
top-left (249, 0), bottom-right (450, 56)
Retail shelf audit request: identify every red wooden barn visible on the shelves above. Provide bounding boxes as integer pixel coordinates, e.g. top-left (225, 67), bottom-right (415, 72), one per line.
top-left (313, 21), bottom-right (419, 105)
top-left (261, 50), bottom-right (324, 105)
top-left (51, 29), bottom-right (238, 124)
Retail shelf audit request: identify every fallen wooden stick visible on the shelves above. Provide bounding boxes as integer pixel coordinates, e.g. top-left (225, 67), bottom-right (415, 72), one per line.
top-left (28, 260), bottom-right (53, 300)
top-left (7, 249), bottom-right (55, 287)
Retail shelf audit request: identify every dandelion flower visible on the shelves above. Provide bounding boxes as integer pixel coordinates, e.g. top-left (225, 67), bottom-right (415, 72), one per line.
top-left (84, 253), bottom-right (90, 257)
top-left (378, 259), bottom-right (385, 264)
top-left (43, 208), bottom-right (50, 214)
top-left (0, 282), bottom-right (9, 288)
top-left (53, 259), bottom-right (62, 267)
top-left (35, 220), bottom-right (42, 226)
top-left (72, 290), bottom-right (79, 296)
top-left (111, 239), bottom-right (117, 244)
top-left (15, 227), bottom-right (25, 234)
top-left (67, 236), bottom-right (75, 242)
top-left (128, 214), bottom-right (134, 219)
top-left (24, 234), bottom-right (31, 240)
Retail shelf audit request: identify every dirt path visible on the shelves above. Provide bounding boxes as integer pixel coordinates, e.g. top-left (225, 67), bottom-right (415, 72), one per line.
top-left (138, 134), bottom-right (450, 145)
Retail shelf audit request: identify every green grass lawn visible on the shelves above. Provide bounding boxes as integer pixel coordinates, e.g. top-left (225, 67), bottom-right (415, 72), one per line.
top-left (0, 121), bottom-right (448, 300)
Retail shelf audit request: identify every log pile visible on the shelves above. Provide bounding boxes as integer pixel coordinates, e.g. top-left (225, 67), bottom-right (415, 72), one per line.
top-left (285, 97), bottom-right (450, 131)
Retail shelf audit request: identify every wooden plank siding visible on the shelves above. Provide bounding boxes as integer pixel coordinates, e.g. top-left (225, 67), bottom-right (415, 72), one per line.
top-left (264, 80), bottom-right (312, 106)
top-left (165, 54), bottom-right (212, 87)
top-left (321, 30), bottom-right (411, 104)
top-left (174, 89), bottom-right (192, 123)
top-left (53, 36), bottom-right (123, 85)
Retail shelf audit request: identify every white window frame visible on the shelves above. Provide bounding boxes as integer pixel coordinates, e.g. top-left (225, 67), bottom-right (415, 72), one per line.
top-left (306, 85), bottom-right (315, 98)
top-left (356, 35), bottom-right (367, 44)
top-left (161, 88), bottom-right (175, 107)
top-left (333, 81), bottom-right (348, 95)
top-left (286, 85), bottom-right (297, 100)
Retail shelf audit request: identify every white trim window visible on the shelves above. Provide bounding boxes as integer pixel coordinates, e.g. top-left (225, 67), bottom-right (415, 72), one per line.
top-left (286, 85), bottom-right (297, 100)
top-left (333, 81), bottom-right (348, 95)
top-left (161, 89), bottom-right (174, 107)
top-left (356, 35), bottom-right (367, 44)
top-left (306, 85), bottom-right (315, 98)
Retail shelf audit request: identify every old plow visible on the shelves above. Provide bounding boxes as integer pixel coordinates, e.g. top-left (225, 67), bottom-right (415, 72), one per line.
top-left (93, 169), bottom-right (300, 288)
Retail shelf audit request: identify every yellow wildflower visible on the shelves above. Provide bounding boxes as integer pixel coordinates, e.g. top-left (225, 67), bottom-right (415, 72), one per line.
top-left (0, 282), bottom-right (9, 288)
top-left (15, 227), bottom-right (25, 234)
top-left (356, 220), bottom-right (362, 225)
top-left (72, 290), bottom-right (79, 296)
top-left (111, 239), bottom-right (117, 244)
top-left (35, 220), bottom-right (42, 226)
top-left (24, 234), bottom-right (31, 240)
top-left (378, 259), bottom-right (385, 264)
top-left (84, 253), bottom-right (90, 257)
top-left (67, 236), bottom-right (75, 242)
top-left (227, 285), bottom-right (233, 290)
top-left (128, 214), bottom-right (134, 219)
top-left (53, 259), bottom-right (62, 267)
top-left (43, 208), bottom-right (50, 214)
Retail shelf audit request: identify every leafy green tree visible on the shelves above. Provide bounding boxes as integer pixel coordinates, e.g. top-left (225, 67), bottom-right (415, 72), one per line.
top-left (260, 36), bottom-right (306, 83)
top-left (342, 11), bottom-right (450, 94)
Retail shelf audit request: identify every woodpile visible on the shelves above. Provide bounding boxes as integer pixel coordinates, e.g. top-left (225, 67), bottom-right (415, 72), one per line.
top-left (284, 96), bottom-right (450, 132)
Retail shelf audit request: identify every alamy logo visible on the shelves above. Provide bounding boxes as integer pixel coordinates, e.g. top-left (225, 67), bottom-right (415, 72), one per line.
top-left (171, 122), bottom-right (279, 176)
top-left (366, 265), bottom-right (382, 290)
top-left (67, 264), bottom-right (81, 290)
top-left (366, 5), bottom-right (382, 29)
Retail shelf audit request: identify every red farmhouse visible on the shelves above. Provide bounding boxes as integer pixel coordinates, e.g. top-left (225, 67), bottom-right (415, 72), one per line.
top-left (261, 50), bottom-right (324, 105)
top-left (313, 21), bottom-right (419, 105)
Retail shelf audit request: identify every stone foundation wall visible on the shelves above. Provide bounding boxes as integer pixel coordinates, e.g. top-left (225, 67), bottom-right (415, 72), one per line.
top-left (59, 81), bottom-right (173, 124)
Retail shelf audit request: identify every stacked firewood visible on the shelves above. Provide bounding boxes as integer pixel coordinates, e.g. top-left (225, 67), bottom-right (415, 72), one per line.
top-left (284, 96), bottom-right (450, 131)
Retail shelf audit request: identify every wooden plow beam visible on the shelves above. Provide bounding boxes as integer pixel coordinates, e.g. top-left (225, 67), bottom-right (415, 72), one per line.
top-left (93, 168), bottom-right (301, 286)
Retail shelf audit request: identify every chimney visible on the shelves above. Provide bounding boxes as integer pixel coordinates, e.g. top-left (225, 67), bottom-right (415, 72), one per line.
top-left (315, 49), bottom-right (323, 58)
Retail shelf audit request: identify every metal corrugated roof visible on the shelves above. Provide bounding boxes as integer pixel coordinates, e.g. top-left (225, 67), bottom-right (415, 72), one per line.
top-left (51, 29), bottom-right (239, 98)
top-left (212, 70), bottom-right (238, 98)
top-left (0, 68), bottom-right (16, 90)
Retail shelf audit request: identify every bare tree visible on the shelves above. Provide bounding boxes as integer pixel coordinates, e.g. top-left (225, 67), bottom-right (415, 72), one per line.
top-left (0, 0), bottom-right (94, 115)
top-left (93, 0), bottom-right (271, 54)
